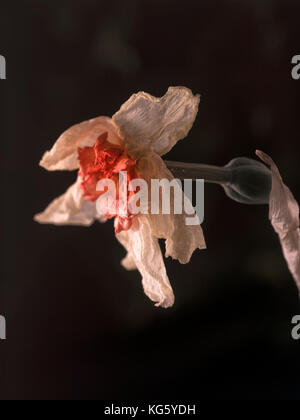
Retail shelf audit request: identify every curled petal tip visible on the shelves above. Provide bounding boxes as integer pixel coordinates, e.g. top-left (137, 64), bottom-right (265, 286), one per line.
top-left (33, 213), bottom-right (43, 223)
top-left (257, 150), bottom-right (300, 293)
top-left (255, 150), bottom-right (275, 168)
top-left (155, 296), bottom-right (175, 309)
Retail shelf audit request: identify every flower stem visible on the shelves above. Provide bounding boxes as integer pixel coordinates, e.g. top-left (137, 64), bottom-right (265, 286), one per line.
top-left (166, 158), bottom-right (272, 205)
top-left (165, 161), bottom-right (232, 184)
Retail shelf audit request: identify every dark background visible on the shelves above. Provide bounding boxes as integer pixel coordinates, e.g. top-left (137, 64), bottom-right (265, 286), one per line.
top-left (1, 0), bottom-right (300, 400)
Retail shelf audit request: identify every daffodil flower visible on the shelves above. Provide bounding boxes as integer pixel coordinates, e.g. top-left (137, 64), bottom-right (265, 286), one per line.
top-left (256, 150), bottom-right (300, 293)
top-left (35, 87), bottom-right (206, 308)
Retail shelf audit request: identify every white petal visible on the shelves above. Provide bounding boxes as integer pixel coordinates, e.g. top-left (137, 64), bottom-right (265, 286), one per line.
top-left (256, 150), bottom-right (300, 292)
top-left (34, 178), bottom-right (105, 226)
top-left (138, 152), bottom-right (206, 264)
top-left (116, 216), bottom-right (175, 308)
top-left (40, 117), bottom-right (121, 171)
top-left (112, 86), bottom-right (200, 156)
top-left (115, 225), bottom-right (137, 271)
top-left (121, 253), bottom-right (137, 271)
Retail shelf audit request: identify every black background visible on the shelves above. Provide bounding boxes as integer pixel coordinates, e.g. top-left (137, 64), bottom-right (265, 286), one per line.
top-left (1, 0), bottom-right (300, 400)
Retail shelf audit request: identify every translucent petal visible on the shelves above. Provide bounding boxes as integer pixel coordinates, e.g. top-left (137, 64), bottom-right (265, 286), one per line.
top-left (256, 150), bottom-right (300, 292)
top-left (34, 179), bottom-right (105, 226)
top-left (112, 86), bottom-right (200, 157)
top-left (40, 117), bottom-right (122, 171)
top-left (138, 152), bottom-right (206, 264)
top-left (116, 216), bottom-right (175, 308)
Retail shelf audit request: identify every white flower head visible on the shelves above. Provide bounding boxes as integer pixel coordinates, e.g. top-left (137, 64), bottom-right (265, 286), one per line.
top-left (35, 87), bottom-right (206, 308)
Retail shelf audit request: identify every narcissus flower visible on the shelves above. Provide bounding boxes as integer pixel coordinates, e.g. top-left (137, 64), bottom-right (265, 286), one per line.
top-left (35, 87), bottom-right (206, 308)
top-left (256, 150), bottom-right (300, 293)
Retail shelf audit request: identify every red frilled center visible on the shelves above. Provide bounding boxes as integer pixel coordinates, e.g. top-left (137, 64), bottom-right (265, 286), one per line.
top-left (78, 132), bottom-right (138, 234)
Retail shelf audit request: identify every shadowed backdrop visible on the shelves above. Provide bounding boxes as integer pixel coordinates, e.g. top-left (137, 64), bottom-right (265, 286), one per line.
top-left (0, 0), bottom-right (300, 400)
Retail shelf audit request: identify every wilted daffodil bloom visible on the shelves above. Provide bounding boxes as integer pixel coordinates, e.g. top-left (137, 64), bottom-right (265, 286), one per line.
top-left (35, 87), bottom-right (206, 308)
top-left (256, 150), bottom-right (300, 293)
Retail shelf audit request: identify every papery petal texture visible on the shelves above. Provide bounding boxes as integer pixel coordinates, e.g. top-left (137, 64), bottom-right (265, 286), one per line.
top-left (256, 150), bottom-right (300, 292)
top-left (40, 117), bottom-right (122, 171)
top-left (138, 152), bottom-right (206, 264)
top-left (112, 87), bottom-right (200, 157)
top-left (35, 86), bottom-right (205, 308)
top-left (116, 216), bottom-right (175, 308)
top-left (34, 179), bottom-right (105, 226)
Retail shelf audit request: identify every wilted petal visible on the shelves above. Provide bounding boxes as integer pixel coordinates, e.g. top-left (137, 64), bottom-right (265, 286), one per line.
top-left (34, 179), bottom-right (105, 226)
top-left (116, 216), bottom-right (175, 308)
top-left (115, 226), bottom-right (137, 271)
top-left (112, 86), bottom-right (200, 157)
top-left (40, 117), bottom-right (122, 171)
top-left (121, 252), bottom-right (137, 271)
top-left (256, 150), bottom-right (300, 292)
top-left (138, 152), bottom-right (206, 264)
